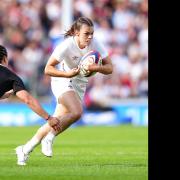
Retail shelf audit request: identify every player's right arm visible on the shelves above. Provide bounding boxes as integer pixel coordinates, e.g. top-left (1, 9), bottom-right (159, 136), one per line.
top-left (44, 42), bottom-right (79, 78)
top-left (44, 56), bottom-right (79, 78)
top-left (7, 71), bottom-right (61, 131)
top-left (16, 90), bottom-right (61, 131)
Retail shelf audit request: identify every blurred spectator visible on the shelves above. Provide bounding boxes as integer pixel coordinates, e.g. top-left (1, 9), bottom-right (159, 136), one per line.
top-left (74, 0), bottom-right (93, 18)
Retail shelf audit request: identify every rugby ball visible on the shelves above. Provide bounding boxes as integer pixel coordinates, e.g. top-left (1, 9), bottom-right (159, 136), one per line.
top-left (79, 50), bottom-right (102, 77)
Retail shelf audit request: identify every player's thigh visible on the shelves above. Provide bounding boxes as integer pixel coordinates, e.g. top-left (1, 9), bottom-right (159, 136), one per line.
top-left (53, 103), bottom-right (69, 118)
top-left (58, 91), bottom-right (83, 114)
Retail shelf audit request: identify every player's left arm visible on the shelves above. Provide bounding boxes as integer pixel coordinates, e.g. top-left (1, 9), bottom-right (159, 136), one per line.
top-left (88, 56), bottom-right (113, 75)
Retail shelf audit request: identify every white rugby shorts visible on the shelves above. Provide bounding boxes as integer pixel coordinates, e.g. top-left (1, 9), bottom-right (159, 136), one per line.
top-left (51, 78), bottom-right (88, 102)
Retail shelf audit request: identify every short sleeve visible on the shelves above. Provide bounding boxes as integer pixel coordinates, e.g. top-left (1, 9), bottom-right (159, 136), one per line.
top-left (51, 40), bottom-right (69, 62)
top-left (13, 76), bottom-right (26, 94)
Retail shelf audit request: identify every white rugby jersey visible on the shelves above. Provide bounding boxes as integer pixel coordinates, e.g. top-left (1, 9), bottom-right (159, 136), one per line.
top-left (50, 36), bottom-right (108, 83)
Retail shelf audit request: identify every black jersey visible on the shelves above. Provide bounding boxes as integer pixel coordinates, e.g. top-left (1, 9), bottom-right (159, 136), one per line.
top-left (0, 65), bottom-right (26, 97)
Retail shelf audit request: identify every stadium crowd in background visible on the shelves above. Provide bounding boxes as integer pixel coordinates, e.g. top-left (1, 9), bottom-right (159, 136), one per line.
top-left (0, 0), bottom-right (148, 108)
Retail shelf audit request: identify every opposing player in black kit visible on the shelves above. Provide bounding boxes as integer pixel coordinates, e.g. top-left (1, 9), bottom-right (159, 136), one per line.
top-left (0, 45), bottom-right (61, 165)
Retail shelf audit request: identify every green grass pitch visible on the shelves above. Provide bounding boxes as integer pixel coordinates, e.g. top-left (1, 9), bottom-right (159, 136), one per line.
top-left (0, 125), bottom-right (148, 180)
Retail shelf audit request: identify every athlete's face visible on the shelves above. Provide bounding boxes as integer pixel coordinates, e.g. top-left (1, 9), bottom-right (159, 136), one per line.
top-left (76, 24), bottom-right (94, 49)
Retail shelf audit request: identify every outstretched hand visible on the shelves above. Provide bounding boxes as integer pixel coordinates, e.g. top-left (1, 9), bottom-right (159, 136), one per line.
top-left (47, 116), bottom-right (61, 131)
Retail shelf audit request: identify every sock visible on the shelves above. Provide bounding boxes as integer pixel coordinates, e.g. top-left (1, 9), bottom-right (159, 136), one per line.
top-left (23, 137), bottom-right (40, 155)
top-left (44, 131), bottom-right (56, 142)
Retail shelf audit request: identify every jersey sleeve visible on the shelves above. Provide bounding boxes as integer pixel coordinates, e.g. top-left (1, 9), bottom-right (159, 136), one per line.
top-left (51, 40), bottom-right (69, 62)
top-left (92, 38), bottom-right (109, 59)
top-left (13, 76), bottom-right (26, 95)
top-left (0, 66), bottom-right (26, 97)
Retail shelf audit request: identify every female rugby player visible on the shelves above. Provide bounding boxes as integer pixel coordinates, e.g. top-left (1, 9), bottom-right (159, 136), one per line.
top-left (16, 17), bottom-right (113, 165)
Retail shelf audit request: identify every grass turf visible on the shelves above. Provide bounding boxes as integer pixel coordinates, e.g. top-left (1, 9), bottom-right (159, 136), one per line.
top-left (0, 125), bottom-right (148, 180)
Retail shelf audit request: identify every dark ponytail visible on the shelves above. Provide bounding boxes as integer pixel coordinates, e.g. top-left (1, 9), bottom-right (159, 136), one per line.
top-left (64, 22), bottom-right (76, 38)
top-left (64, 17), bottom-right (94, 38)
top-left (0, 45), bottom-right (8, 63)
